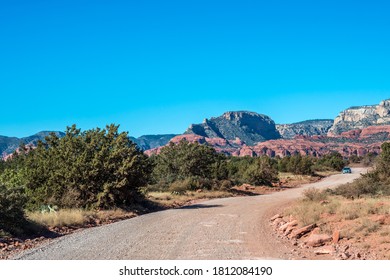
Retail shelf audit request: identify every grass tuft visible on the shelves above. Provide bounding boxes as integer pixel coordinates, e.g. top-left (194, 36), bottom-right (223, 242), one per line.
top-left (27, 209), bottom-right (86, 227)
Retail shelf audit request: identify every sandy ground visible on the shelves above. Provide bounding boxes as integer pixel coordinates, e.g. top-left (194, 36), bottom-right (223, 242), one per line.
top-left (14, 168), bottom-right (366, 260)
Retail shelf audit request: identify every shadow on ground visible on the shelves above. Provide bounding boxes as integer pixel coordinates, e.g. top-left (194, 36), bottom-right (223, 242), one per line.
top-left (179, 204), bottom-right (223, 210)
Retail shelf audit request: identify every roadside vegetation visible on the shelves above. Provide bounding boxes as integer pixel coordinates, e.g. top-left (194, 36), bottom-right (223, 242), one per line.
top-left (0, 123), bottom-right (357, 240)
top-left (284, 142), bottom-right (390, 259)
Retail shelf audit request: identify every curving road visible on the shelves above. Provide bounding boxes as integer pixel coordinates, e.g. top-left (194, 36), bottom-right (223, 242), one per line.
top-left (15, 168), bottom-right (367, 260)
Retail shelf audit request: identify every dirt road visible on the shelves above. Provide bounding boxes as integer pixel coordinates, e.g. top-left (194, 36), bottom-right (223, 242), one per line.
top-left (15, 168), bottom-right (366, 260)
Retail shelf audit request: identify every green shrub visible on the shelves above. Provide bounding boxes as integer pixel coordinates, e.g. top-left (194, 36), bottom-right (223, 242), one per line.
top-left (153, 140), bottom-right (219, 184)
top-left (169, 179), bottom-right (191, 194)
top-left (0, 184), bottom-right (27, 233)
top-left (278, 155), bottom-right (314, 175)
top-left (1, 124), bottom-right (152, 210)
top-left (314, 152), bottom-right (346, 172)
top-left (244, 156), bottom-right (279, 186)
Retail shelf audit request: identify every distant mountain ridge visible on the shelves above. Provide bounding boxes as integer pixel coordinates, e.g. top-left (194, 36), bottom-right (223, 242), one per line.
top-left (1, 132), bottom-right (177, 157)
top-left (3, 98), bottom-right (390, 159)
top-left (0, 131), bottom-right (65, 157)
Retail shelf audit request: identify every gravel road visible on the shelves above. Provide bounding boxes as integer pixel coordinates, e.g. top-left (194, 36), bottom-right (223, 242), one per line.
top-left (15, 168), bottom-right (366, 260)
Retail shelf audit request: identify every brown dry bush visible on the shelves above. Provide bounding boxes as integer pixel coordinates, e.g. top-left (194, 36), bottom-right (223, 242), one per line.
top-left (302, 187), bottom-right (328, 202)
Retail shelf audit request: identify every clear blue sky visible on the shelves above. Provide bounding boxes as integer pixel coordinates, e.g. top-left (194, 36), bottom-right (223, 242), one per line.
top-left (1, 0), bottom-right (389, 137)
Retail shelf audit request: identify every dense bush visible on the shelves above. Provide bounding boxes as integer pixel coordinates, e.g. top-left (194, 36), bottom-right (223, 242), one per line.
top-left (1, 124), bottom-right (152, 209)
top-left (151, 140), bottom-right (221, 190)
top-left (0, 159), bottom-right (5, 173)
top-left (313, 152), bottom-right (346, 171)
top-left (225, 156), bottom-right (255, 184)
top-left (0, 184), bottom-right (27, 231)
top-left (244, 156), bottom-right (279, 186)
top-left (150, 141), bottom-right (282, 191)
top-left (277, 154), bottom-right (314, 175)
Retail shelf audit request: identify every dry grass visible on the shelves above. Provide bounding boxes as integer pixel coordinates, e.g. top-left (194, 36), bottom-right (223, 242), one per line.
top-left (28, 209), bottom-right (86, 227)
top-left (355, 218), bottom-right (380, 236)
top-left (302, 187), bottom-right (328, 201)
top-left (278, 173), bottom-right (321, 187)
top-left (27, 208), bottom-right (132, 228)
top-left (285, 194), bottom-right (390, 258)
top-left (285, 201), bottom-right (322, 226)
top-left (315, 170), bottom-right (340, 177)
top-left (27, 191), bottom-right (233, 227)
top-left (282, 192), bottom-right (390, 260)
top-left (147, 190), bottom-right (232, 207)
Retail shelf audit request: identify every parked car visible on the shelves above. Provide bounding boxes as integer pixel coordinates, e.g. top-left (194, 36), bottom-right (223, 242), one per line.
top-left (342, 167), bottom-right (352, 174)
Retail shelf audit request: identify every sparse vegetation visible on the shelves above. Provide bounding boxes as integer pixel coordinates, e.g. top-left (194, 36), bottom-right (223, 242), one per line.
top-left (146, 190), bottom-right (232, 208)
top-left (286, 194), bottom-right (389, 232)
top-left (285, 144), bottom-right (390, 259)
top-left (302, 187), bottom-right (328, 202)
top-left (27, 208), bottom-right (133, 228)
top-left (28, 209), bottom-right (86, 227)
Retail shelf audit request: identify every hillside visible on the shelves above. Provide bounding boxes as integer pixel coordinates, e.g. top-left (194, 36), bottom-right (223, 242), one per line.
top-left (276, 119), bottom-right (334, 139)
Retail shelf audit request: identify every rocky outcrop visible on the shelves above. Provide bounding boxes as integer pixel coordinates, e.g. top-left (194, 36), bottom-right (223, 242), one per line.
top-left (328, 99), bottom-right (390, 135)
top-left (276, 119), bottom-right (333, 139)
top-left (185, 111), bottom-right (281, 145)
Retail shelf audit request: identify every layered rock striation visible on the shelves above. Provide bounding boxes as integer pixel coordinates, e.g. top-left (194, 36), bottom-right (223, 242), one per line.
top-left (146, 125), bottom-right (390, 158)
top-left (328, 99), bottom-right (390, 135)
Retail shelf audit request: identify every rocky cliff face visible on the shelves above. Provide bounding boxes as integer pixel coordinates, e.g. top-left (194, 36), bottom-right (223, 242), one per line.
top-left (328, 99), bottom-right (390, 135)
top-left (185, 111), bottom-right (281, 145)
top-left (276, 119), bottom-right (333, 139)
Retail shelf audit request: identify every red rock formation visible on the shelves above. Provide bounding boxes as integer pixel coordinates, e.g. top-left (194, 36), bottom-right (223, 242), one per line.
top-left (359, 125), bottom-right (390, 138)
top-left (145, 125), bottom-right (390, 158)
